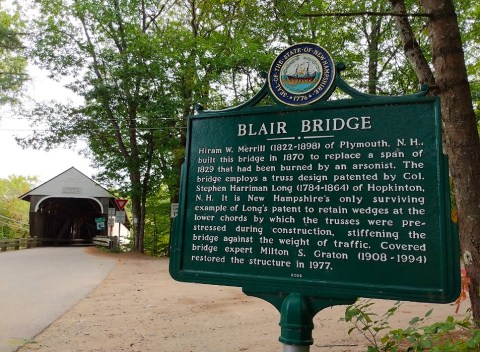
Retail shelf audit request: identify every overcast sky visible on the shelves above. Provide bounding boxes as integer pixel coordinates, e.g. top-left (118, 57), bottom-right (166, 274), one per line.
top-left (0, 65), bottom-right (96, 184)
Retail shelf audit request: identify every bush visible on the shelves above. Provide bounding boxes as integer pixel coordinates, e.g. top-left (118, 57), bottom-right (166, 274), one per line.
top-left (342, 300), bottom-right (480, 351)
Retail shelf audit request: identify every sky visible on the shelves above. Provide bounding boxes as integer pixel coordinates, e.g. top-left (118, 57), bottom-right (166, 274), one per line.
top-left (0, 65), bottom-right (97, 184)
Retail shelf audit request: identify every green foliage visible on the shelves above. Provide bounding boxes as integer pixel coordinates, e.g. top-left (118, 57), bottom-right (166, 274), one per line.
top-left (383, 315), bottom-right (480, 352)
top-left (473, 85), bottom-right (480, 136)
top-left (343, 300), bottom-right (480, 351)
top-left (0, 0), bottom-right (28, 105)
top-left (0, 175), bottom-right (38, 238)
top-left (456, 0), bottom-right (480, 105)
top-left (143, 184), bottom-right (171, 256)
top-left (19, 0), bottom-right (280, 250)
top-left (16, 0), bottom-right (480, 252)
top-left (342, 299), bottom-right (401, 347)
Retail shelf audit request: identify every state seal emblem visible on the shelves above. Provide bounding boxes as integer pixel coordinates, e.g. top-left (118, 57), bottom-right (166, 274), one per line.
top-left (268, 43), bottom-right (335, 106)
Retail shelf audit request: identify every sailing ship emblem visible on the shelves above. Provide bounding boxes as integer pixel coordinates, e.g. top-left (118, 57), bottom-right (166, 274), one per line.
top-left (285, 63), bottom-right (318, 84)
top-left (268, 43), bottom-right (335, 106)
top-left (281, 55), bottom-right (322, 94)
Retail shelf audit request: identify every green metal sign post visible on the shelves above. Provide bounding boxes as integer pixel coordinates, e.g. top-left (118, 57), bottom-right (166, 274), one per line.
top-left (169, 44), bottom-right (460, 350)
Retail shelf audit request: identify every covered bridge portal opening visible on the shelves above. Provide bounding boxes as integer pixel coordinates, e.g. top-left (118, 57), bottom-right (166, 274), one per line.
top-left (34, 197), bottom-right (103, 245)
top-left (20, 167), bottom-right (116, 246)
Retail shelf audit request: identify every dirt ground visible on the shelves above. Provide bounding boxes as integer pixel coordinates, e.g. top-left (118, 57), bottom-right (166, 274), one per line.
top-left (18, 247), bottom-right (469, 352)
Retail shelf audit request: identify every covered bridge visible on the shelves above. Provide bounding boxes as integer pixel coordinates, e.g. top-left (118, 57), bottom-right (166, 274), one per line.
top-left (20, 167), bottom-right (118, 246)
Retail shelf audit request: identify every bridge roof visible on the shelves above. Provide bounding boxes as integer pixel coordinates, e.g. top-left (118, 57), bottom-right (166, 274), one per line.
top-left (20, 167), bottom-right (115, 201)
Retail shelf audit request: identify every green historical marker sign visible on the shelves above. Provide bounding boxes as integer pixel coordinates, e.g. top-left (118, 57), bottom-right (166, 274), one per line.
top-left (169, 44), bottom-right (460, 305)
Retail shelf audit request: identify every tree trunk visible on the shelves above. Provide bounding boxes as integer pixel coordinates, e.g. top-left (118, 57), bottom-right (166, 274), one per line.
top-left (421, 0), bottom-right (480, 324)
top-left (130, 169), bottom-right (144, 253)
top-left (390, 0), bottom-right (436, 87)
top-left (131, 194), bottom-right (144, 253)
top-left (366, 16), bottom-right (382, 95)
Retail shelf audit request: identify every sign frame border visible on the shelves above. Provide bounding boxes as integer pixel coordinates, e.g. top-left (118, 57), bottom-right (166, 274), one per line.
top-left (169, 94), bottom-right (460, 303)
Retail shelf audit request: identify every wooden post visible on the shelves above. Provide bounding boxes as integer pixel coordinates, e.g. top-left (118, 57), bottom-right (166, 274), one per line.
top-left (0, 239), bottom-right (7, 252)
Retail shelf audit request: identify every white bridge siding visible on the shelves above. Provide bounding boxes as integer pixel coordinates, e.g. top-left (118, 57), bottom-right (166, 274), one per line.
top-left (19, 167), bottom-right (126, 245)
top-left (22, 167), bottom-right (114, 213)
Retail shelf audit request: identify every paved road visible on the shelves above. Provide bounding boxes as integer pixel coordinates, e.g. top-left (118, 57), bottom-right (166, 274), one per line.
top-left (0, 247), bottom-right (116, 352)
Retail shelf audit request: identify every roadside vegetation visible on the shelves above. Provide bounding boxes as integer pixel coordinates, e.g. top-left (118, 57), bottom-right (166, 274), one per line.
top-left (0, 175), bottom-right (37, 238)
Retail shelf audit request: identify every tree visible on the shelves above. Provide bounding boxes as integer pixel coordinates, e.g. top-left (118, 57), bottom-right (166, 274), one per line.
top-left (143, 184), bottom-right (171, 256)
top-left (0, 0), bottom-right (27, 105)
top-left (22, 0), bottom-right (182, 252)
top-left (21, 0), bottom-right (275, 252)
top-left (0, 175), bottom-right (37, 238)
top-left (387, 0), bottom-right (480, 325)
top-left (162, 0), bottom-right (275, 205)
top-left (271, 0), bottom-right (421, 95)
top-left (421, 0), bottom-right (480, 324)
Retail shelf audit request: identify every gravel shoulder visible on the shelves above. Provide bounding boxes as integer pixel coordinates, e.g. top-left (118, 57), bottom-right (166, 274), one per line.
top-left (17, 247), bottom-right (469, 352)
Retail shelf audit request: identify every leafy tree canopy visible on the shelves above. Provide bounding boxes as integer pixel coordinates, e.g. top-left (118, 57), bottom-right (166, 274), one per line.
top-left (0, 0), bottom-right (28, 105)
top-left (0, 175), bottom-right (38, 238)
top-left (15, 0), bottom-right (480, 253)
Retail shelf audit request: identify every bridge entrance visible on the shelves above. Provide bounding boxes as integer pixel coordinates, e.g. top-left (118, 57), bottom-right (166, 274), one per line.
top-left (20, 167), bottom-right (117, 246)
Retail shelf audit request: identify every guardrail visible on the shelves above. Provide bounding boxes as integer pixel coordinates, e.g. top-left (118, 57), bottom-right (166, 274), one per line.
top-left (1, 237), bottom-right (116, 251)
top-left (0, 237), bottom-right (41, 252)
top-left (92, 236), bottom-right (113, 248)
